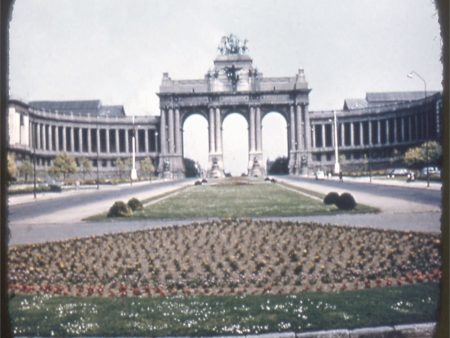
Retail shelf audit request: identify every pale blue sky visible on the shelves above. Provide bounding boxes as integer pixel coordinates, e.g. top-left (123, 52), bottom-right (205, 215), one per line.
top-left (9, 0), bottom-right (443, 174)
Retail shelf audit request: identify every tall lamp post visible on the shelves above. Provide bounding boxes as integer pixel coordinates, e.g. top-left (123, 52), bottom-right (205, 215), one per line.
top-left (332, 110), bottom-right (340, 174)
top-left (96, 116), bottom-right (100, 190)
top-left (407, 71), bottom-right (429, 187)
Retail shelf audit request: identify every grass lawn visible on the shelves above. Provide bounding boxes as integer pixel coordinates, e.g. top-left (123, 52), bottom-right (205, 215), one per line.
top-left (9, 283), bottom-right (439, 337)
top-left (90, 178), bottom-right (378, 220)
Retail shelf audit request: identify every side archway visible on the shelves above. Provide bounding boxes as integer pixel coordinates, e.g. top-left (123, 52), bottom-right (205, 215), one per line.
top-left (222, 113), bottom-right (249, 176)
top-left (262, 112), bottom-right (288, 175)
top-left (182, 113), bottom-right (209, 176)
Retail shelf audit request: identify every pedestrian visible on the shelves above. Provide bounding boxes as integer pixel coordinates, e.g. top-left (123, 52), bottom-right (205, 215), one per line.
top-left (339, 171), bottom-right (343, 182)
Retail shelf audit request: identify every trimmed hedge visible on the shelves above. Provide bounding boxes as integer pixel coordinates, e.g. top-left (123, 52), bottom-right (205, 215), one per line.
top-left (336, 192), bottom-right (357, 210)
top-left (107, 201), bottom-right (133, 217)
top-left (127, 198), bottom-right (143, 211)
top-left (323, 192), bottom-right (339, 205)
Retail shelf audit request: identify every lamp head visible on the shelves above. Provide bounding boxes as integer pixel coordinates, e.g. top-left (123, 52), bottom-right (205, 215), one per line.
top-left (407, 72), bottom-right (415, 79)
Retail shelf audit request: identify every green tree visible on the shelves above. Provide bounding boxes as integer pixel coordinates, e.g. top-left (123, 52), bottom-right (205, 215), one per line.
top-left (115, 158), bottom-right (128, 179)
top-left (49, 153), bottom-right (77, 180)
top-left (78, 157), bottom-right (92, 180)
top-left (139, 157), bottom-right (155, 180)
top-left (7, 153), bottom-right (17, 182)
top-left (19, 159), bottom-right (33, 182)
top-left (268, 156), bottom-right (289, 175)
top-left (404, 141), bottom-right (442, 169)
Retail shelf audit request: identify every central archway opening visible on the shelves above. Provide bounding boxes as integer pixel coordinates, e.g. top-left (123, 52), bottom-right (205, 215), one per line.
top-left (262, 112), bottom-right (288, 175)
top-left (182, 114), bottom-right (208, 176)
top-left (222, 113), bottom-right (248, 176)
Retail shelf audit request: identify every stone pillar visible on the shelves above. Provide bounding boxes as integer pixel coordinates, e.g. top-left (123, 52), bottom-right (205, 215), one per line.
top-left (368, 121), bottom-right (372, 145)
top-left (115, 129), bottom-right (119, 153)
top-left (62, 126), bottom-right (67, 151)
top-left (70, 127), bottom-right (74, 152)
top-left (87, 128), bottom-right (91, 153)
top-left (321, 124), bottom-right (326, 148)
top-left (48, 125), bottom-right (53, 151)
top-left (401, 117), bottom-right (405, 142)
top-left (359, 122), bottom-right (364, 146)
top-left (175, 108), bottom-right (182, 155)
top-left (215, 107), bottom-right (222, 154)
top-left (160, 108), bottom-right (167, 154)
top-left (36, 123), bottom-right (41, 149)
top-left (376, 120), bottom-right (381, 144)
top-left (55, 126), bottom-right (59, 151)
top-left (125, 129), bottom-right (130, 153)
top-left (255, 106), bottom-right (262, 152)
top-left (208, 107), bottom-right (215, 153)
top-left (249, 106), bottom-right (256, 152)
top-left (106, 128), bottom-right (110, 153)
top-left (296, 104), bottom-right (303, 150)
top-left (350, 122), bottom-right (355, 146)
top-left (393, 118), bottom-right (398, 143)
top-left (168, 108), bottom-right (175, 154)
top-left (134, 128), bottom-right (139, 153)
top-left (79, 128), bottom-right (83, 153)
top-left (340, 122), bottom-right (345, 147)
top-left (144, 129), bottom-right (148, 153)
top-left (290, 105), bottom-right (296, 150)
top-left (385, 119), bottom-right (389, 144)
top-left (96, 128), bottom-right (100, 155)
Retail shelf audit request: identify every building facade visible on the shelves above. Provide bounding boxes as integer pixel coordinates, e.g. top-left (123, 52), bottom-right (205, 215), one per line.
top-left (7, 36), bottom-right (442, 180)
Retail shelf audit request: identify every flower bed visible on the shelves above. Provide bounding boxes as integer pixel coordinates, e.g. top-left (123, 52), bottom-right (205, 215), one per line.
top-left (8, 219), bottom-right (441, 298)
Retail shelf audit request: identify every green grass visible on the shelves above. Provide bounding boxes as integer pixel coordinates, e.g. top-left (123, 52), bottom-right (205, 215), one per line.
top-left (89, 180), bottom-right (377, 220)
top-left (9, 283), bottom-right (439, 337)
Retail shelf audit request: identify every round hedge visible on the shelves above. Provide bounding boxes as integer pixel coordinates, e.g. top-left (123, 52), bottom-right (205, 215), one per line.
top-left (335, 193), bottom-right (357, 210)
top-left (127, 198), bottom-right (143, 211)
top-left (107, 201), bottom-right (133, 217)
top-left (323, 192), bottom-right (340, 205)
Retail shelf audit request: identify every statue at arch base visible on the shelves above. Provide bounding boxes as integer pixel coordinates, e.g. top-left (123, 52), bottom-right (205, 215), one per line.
top-left (208, 156), bottom-right (224, 179)
top-left (158, 156), bottom-right (185, 179)
top-left (248, 154), bottom-right (266, 177)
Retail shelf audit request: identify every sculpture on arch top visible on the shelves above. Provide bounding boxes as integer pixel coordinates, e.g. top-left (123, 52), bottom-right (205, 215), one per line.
top-left (218, 34), bottom-right (248, 55)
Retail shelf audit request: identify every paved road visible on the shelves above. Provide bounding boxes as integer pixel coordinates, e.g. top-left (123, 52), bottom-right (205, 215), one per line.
top-left (7, 176), bottom-right (442, 245)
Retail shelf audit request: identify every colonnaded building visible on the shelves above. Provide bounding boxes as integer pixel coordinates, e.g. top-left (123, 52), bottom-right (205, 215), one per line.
top-left (8, 35), bottom-right (443, 180)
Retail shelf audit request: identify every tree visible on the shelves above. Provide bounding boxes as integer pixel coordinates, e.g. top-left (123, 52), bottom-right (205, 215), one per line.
top-left (268, 156), bottom-right (289, 175)
top-left (183, 158), bottom-right (199, 177)
top-left (49, 153), bottom-right (77, 180)
top-left (139, 157), bottom-right (155, 180)
top-left (404, 141), bottom-right (442, 169)
top-left (79, 157), bottom-right (92, 180)
top-left (19, 159), bottom-right (33, 182)
top-left (7, 153), bottom-right (17, 182)
top-left (115, 158), bottom-right (128, 179)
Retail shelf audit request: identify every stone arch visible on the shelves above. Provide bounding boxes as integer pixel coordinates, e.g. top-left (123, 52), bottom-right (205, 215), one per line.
top-left (261, 110), bottom-right (289, 174)
top-left (221, 112), bottom-right (249, 176)
top-left (181, 112), bottom-right (209, 175)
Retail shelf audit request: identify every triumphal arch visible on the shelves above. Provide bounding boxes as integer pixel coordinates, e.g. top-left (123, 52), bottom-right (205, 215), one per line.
top-left (157, 35), bottom-right (312, 178)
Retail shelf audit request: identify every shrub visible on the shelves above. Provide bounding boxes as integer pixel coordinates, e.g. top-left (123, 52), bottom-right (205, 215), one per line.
top-left (270, 178), bottom-right (277, 183)
top-left (323, 192), bottom-right (339, 205)
top-left (201, 178), bottom-right (208, 183)
top-left (194, 180), bottom-right (202, 186)
top-left (336, 193), bottom-right (357, 210)
top-left (127, 198), bottom-right (143, 211)
top-left (107, 201), bottom-right (133, 217)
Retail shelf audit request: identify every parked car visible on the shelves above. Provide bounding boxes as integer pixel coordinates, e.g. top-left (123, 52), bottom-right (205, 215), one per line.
top-left (386, 168), bottom-right (410, 178)
top-left (420, 166), bottom-right (441, 177)
top-left (315, 170), bottom-right (325, 180)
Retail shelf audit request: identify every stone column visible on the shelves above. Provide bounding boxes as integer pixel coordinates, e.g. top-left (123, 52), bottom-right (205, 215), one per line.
top-left (48, 125), bottom-right (53, 151)
top-left (401, 117), bottom-right (405, 142)
top-left (36, 123), bottom-right (41, 149)
top-left (321, 124), bottom-right (326, 148)
top-left (106, 128), bottom-right (110, 153)
top-left (134, 128), bottom-right (139, 153)
top-left (303, 104), bottom-right (311, 150)
top-left (175, 108), bottom-right (182, 155)
top-left (376, 120), bottom-right (381, 144)
top-left (359, 122), bottom-right (364, 146)
top-left (368, 121), bottom-right (372, 145)
top-left (215, 107), bottom-right (222, 154)
top-left (249, 106), bottom-right (256, 152)
top-left (79, 128), bottom-right (83, 153)
top-left (87, 128), bottom-right (91, 153)
top-left (385, 119), bottom-right (389, 144)
top-left (55, 126), bottom-right (59, 151)
top-left (168, 108), bottom-right (175, 154)
top-left (115, 129), bottom-right (119, 153)
top-left (290, 105), bottom-right (296, 150)
top-left (340, 122), bottom-right (345, 147)
top-left (70, 127), bottom-right (74, 152)
top-left (125, 129), bottom-right (130, 153)
top-left (96, 128), bottom-right (100, 155)
top-left (255, 106), bottom-right (262, 152)
top-left (393, 118), bottom-right (398, 143)
top-left (144, 129), bottom-right (148, 153)
top-left (296, 104), bottom-right (303, 150)
top-left (160, 108), bottom-right (167, 154)
top-left (62, 126), bottom-right (67, 151)
top-left (208, 107), bottom-right (215, 153)
top-left (350, 122), bottom-right (355, 146)
top-left (408, 116), bottom-right (412, 142)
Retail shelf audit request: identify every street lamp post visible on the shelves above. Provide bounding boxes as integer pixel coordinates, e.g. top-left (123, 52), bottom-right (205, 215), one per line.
top-left (96, 116), bottom-right (100, 190)
top-left (407, 71), bottom-right (429, 187)
top-left (333, 110), bottom-right (340, 174)
top-left (32, 121), bottom-right (37, 199)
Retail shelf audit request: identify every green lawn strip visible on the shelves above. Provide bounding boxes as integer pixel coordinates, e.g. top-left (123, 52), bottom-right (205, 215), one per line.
top-left (278, 181), bottom-right (380, 214)
top-left (84, 186), bottom-right (190, 221)
top-left (9, 283), bottom-right (439, 337)
top-left (132, 182), bottom-right (337, 219)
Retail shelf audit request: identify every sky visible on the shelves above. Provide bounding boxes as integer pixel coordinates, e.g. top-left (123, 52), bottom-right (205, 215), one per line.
top-left (9, 0), bottom-right (443, 174)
